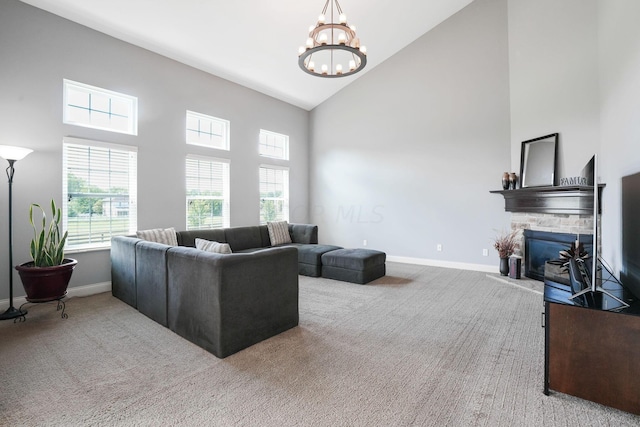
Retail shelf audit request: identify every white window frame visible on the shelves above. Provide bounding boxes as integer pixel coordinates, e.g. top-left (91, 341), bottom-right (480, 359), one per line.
top-left (259, 165), bottom-right (289, 225)
top-left (259, 129), bottom-right (289, 160)
top-left (185, 155), bottom-right (231, 230)
top-left (63, 79), bottom-right (138, 135)
top-left (186, 110), bottom-right (230, 150)
top-left (62, 137), bottom-right (138, 251)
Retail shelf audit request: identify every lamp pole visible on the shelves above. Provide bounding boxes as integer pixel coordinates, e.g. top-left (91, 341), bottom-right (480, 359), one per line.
top-left (0, 145), bottom-right (33, 321)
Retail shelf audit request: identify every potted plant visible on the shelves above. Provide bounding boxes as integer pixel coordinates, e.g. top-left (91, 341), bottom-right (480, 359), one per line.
top-left (493, 229), bottom-right (519, 276)
top-left (15, 199), bottom-right (77, 302)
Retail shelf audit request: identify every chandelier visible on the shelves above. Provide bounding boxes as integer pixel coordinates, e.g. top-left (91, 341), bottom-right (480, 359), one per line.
top-left (298, 0), bottom-right (367, 78)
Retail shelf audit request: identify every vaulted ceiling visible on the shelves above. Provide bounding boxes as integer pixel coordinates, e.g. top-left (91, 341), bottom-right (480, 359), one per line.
top-left (20, 0), bottom-right (474, 110)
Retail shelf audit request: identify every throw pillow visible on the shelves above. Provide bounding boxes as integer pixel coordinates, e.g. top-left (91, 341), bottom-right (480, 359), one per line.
top-left (267, 221), bottom-right (292, 246)
top-left (136, 227), bottom-right (178, 246)
top-left (195, 238), bottom-right (232, 254)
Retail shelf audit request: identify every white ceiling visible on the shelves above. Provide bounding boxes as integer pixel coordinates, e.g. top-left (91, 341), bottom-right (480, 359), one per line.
top-left (20, 0), bottom-right (474, 111)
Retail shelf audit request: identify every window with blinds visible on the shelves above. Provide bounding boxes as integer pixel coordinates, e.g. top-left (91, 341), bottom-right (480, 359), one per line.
top-left (63, 79), bottom-right (138, 135)
top-left (259, 166), bottom-right (289, 224)
top-left (259, 129), bottom-right (289, 160)
top-left (186, 110), bottom-right (230, 150)
top-left (62, 138), bottom-right (137, 250)
top-left (186, 156), bottom-right (230, 230)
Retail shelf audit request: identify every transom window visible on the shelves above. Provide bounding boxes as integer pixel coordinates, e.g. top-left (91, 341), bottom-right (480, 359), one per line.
top-left (63, 79), bottom-right (138, 135)
top-left (259, 129), bottom-right (289, 160)
top-left (259, 165), bottom-right (289, 224)
top-left (186, 155), bottom-right (230, 230)
top-left (186, 110), bottom-right (230, 150)
top-left (62, 137), bottom-right (137, 250)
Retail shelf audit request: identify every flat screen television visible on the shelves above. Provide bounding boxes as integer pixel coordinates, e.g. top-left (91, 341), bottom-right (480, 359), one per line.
top-left (622, 171), bottom-right (640, 300)
top-left (568, 155), bottom-right (630, 309)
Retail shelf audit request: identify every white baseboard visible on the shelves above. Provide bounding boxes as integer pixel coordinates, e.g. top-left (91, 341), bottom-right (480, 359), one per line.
top-left (387, 255), bottom-right (498, 274)
top-left (0, 282), bottom-right (111, 311)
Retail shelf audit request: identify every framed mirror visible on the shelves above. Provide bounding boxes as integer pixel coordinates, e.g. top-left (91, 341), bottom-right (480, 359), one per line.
top-left (519, 133), bottom-right (558, 188)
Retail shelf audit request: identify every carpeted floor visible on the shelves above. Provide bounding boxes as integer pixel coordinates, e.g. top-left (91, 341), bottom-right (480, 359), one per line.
top-left (1, 262), bottom-right (638, 426)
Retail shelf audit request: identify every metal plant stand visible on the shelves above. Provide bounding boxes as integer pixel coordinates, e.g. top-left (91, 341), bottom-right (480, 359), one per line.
top-left (15, 296), bottom-right (68, 322)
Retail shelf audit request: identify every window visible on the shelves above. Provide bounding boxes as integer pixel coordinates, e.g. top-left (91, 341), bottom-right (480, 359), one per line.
top-left (186, 110), bottom-right (230, 150)
top-left (259, 129), bottom-right (289, 160)
top-left (259, 165), bottom-right (289, 224)
top-left (63, 79), bottom-right (138, 135)
top-left (63, 137), bottom-right (137, 250)
top-left (186, 156), bottom-right (230, 230)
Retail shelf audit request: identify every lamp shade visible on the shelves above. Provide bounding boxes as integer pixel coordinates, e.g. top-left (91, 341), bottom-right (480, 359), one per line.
top-left (0, 145), bottom-right (33, 161)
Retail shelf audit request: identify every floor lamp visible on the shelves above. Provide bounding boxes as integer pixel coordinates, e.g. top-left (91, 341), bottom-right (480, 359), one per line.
top-left (0, 145), bottom-right (33, 321)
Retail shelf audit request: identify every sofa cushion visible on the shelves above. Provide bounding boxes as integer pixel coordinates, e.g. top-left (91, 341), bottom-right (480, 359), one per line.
top-left (136, 227), bottom-right (178, 246)
top-left (195, 238), bottom-right (232, 254)
top-left (267, 221), bottom-right (292, 246)
top-left (176, 229), bottom-right (226, 247)
top-left (224, 226), bottom-right (265, 251)
top-left (289, 224), bottom-right (318, 244)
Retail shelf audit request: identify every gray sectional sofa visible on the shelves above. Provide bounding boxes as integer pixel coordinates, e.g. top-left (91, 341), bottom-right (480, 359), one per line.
top-left (110, 223), bottom-right (334, 358)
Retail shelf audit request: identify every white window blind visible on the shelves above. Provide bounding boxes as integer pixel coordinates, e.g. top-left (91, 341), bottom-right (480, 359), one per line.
top-left (63, 79), bottom-right (138, 135)
top-left (259, 129), bottom-right (289, 160)
top-left (62, 138), bottom-right (137, 250)
top-left (259, 165), bottom-right (289, 224)
top-left (186, 155), bottom-right (230, 230)
top-left (186, 110), bottom-right (230, 150)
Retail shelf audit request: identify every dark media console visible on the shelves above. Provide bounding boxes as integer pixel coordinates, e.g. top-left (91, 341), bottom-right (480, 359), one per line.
top-left (544, 270), bottom-right (640, 415)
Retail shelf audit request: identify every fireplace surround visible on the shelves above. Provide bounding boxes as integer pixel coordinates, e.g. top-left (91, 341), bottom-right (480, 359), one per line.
top-left (523, 229), bottom-right (593, 281)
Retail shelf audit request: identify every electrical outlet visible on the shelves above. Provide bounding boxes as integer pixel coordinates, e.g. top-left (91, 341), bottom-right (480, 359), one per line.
top-left (363, 239), bottom-right (367, 246)
top-left (483, 249), bottom-right (489, 256)
top-left (437, 244), bottom-right (442, 252)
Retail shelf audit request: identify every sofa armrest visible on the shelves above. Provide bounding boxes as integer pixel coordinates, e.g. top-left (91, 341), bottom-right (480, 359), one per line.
top-left (111, 236), bottom-right (141, 308)
top-left (289, 223), bottom-right (318, 244)
top-left (166, 246), bottom-right (299, 358)
top-left (135, 240), bottom-right (171, 326)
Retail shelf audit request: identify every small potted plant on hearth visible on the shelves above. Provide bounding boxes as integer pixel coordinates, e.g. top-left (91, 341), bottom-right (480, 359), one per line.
top-left (493, 229), bottom-right (519, 276)
top-left (15, 199), bottom-right (77, 302)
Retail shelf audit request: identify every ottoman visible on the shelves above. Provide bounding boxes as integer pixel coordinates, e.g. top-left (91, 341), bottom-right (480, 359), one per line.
top-left (321, 248), bottom-right (386, 284)
top-left (289, 244), bottom-right (343, 277)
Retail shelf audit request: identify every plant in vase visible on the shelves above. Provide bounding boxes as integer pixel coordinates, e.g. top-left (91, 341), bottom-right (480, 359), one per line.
top-left (15, 199), bottom-right (77, 302)
top-left (493, 229), bottom-right (519, 276)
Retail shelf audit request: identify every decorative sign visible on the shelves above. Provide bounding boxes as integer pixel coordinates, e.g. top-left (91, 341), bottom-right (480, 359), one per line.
top-left (559, 176), bottom-right (588, 186)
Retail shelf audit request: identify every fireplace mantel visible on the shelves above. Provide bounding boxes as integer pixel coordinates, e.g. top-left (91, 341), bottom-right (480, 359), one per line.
top-left (490, 185), bottom-right (605, 215)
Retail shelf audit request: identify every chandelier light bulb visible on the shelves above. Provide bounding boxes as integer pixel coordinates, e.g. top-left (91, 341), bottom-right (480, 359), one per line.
top-left (338, 33), bottom-right (346, 45)
top-left (336, 64), bottom-right (343, 74)
top-left (321, 64), bottom-right (328, 74)
top-left (319, 33), bottom-right (328, 45)
top-left (306, 38), bottom-right (314, 48)
top-left (308, 61), bottom-right (315, 72)
top-left (298, 46), bottom-right (306, 55)
top-left (349, 60), bottom-right (356, 71)
top-left (339, 14), bottom-right (347, 25)
top-left (318, 14), bottom-right (325, 24)
top-left (350, 25), bottom-right (356, 32)
top-left (360, 45), bottom-right (367, 55)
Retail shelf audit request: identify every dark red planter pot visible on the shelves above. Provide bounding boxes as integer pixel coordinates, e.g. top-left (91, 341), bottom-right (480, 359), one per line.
top-left (16, 258), bottom-right (78, 302)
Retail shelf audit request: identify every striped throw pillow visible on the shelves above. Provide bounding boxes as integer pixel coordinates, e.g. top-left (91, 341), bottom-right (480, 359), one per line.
top-left (195, 238), bottom-right (232, 254)
top-left (136, 227), bottom-right (178, 246)
top-left (267, 221), bottom-right (292, 246)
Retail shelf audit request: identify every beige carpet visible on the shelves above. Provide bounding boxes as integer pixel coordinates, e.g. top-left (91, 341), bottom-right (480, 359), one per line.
top-left (1, 263), bottom-right (638, 426)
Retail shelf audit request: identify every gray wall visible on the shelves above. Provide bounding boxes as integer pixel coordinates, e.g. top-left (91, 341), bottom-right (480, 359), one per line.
top-left (309, 0), bottom-right (511, 269)
top-left (508, 0), bottom-right (600, 178)
top-left (508, 0), bottom-right (640, 276)
top-left (0, 0), bottom-right (309, 300)
top-left (597, 0), bottom-right (640, 274)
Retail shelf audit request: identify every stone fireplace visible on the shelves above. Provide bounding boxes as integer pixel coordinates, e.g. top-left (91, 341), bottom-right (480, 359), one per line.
top-left (492, 185), bottom-right (602, 281)
top-left (510, 212), bottom-right (596, 281)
